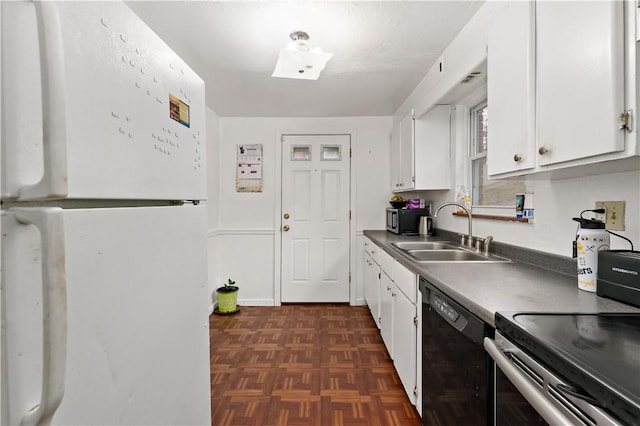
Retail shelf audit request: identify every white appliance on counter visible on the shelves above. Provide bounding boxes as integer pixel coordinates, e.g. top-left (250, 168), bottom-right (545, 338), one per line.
top-left (1, 2), bottom-right (211, 425)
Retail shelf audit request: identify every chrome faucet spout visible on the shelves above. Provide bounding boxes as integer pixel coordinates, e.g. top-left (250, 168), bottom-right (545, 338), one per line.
top-left (433, 202), bottom-right (474, 248)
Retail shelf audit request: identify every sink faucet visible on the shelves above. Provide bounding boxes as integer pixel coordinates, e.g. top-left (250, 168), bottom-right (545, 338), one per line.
top-left (433, 202), bottom-right (474, 249)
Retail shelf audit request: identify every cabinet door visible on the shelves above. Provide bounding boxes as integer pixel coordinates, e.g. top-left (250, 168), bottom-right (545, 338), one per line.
top-left (399, 111), bottom-right (415, 190)
top-left (414, 105), bottom-right (451, 189)
top-left (380, 271), bottom-right (394, 358)
top-left (536, 1), bottom-right (624, 166)
top-left (392, 287), bottom-right (417, 405)
top-left (487, 1), bottom-right (536, 176)
top-left (364, 251), bottom-right (381, 329)
top-left (390, 123), bottom-right (402, 191)
top-left (363, 251), bottom-right (373, 310)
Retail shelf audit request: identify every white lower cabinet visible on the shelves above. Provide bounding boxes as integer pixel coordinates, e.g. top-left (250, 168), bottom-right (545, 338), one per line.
top-left (380, 271), bottom-right (395, 356)
top-left (364, 240), bottom-right (420, 409)
top-left (392, 280), bottom-right (417, 405)
top-left (363, 252), bottom-right (381, 328)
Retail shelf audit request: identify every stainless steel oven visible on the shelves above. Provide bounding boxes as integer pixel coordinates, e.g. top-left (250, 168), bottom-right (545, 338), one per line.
top-left (485, 313), bottom-right (640, 426)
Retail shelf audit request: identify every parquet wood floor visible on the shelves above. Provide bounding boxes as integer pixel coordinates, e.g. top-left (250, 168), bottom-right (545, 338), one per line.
top-left (210, 304), bottom-right (422, 426)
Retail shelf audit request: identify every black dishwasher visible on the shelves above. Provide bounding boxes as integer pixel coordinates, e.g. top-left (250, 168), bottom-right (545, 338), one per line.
top-left (420, 278), bottom-right (494, 426)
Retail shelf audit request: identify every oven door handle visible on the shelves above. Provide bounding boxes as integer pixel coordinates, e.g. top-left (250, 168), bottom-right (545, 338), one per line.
top-left (484, 337), bottom-right (575, 426)
top-left (556, 383), bottom-right (600, 407)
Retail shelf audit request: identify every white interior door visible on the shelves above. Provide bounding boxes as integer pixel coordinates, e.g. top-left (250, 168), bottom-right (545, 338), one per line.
top-left (281, 135), bottom-right (351, 303)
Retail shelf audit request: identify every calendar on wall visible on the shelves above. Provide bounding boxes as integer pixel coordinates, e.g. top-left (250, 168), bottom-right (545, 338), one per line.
top-left (236, 144), bottom-right (263, 192)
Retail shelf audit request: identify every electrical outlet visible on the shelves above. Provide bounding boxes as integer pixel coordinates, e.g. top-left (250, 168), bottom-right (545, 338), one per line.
top-left (595, 201), bottom-right (625, 231)
top-left (593, 207), bottom-right (607, 223)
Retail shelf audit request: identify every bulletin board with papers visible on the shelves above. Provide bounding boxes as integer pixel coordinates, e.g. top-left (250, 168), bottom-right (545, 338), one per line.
top-left (236, 144), bottom-right (263, 192)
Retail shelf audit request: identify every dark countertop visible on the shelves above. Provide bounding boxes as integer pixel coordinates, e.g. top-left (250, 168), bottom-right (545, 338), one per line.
top-left (364, 230), bottom-right (640, 327)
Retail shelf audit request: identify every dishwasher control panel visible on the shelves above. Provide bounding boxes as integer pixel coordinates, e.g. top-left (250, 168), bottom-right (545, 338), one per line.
top-left (433, 295), bottom-right (460, 322)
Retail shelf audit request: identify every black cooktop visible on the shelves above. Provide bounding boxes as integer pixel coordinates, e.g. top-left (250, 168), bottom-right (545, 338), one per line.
top-left (496, 312), bottom-right (640, 425)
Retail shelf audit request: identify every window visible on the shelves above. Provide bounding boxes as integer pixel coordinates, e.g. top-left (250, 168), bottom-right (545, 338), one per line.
top-left (469, 102), bottom-right (525, 207)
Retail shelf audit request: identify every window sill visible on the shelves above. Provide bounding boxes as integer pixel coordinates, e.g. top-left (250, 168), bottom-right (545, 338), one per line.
top-left (452, 211), bottom-right (532, 223)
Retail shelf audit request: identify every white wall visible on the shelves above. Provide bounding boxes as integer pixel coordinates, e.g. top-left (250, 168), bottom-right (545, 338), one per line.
top-left (209, 116), bottom-right (392, 306)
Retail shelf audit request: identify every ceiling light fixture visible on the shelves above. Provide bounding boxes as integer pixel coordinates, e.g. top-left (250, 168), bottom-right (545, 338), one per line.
top-left (272, 31), bottom-right (333, 80)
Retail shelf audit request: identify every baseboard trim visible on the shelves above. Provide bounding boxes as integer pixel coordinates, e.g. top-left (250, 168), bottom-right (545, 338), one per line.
top-left (237, 298), bottom-right (276, 306)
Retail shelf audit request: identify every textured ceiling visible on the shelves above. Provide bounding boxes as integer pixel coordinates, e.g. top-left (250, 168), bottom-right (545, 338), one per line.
top-left (127, 1), bottom-right (483, 117)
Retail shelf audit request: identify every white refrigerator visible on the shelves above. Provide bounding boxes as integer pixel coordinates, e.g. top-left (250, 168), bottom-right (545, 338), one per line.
top-left (1, 2), bottom-right (211, 425)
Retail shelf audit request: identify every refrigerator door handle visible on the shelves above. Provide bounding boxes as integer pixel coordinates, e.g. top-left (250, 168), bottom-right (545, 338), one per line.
top-left (19, 2), bottom-right (69, 201)
top-left (13, 208), bottom-right (67, 426)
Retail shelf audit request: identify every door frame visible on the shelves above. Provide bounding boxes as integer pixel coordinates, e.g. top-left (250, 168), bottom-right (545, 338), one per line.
top-left (273, 129), bottom-right (358, 306)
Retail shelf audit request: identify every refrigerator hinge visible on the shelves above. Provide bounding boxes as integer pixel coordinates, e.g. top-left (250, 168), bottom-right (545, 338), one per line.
top-left (619, 110), bottom-right (633, 133)
top-left (413, 316), bottom-right (419, 327)
top-left (413, 386), bottom-right (418, 396)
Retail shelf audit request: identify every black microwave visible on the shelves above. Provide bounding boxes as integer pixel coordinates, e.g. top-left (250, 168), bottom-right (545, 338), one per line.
top-left (386, 208), bottom-right (431, 235)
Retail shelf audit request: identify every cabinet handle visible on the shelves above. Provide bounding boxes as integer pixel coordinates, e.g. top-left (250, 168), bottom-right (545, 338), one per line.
top-left (513, 154), bottom-right (522, 162)
top-left (538, 146), bottom-right (549, 155)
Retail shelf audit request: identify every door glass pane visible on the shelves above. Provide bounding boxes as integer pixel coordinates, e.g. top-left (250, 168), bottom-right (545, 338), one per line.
top-left (321, 145), bottom-right (341, 161)
top-left (291, 145), bottom-right (311, 161)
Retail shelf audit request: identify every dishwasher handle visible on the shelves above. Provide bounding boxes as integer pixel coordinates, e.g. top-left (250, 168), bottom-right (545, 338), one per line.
top-left (484, 337), bottom-right (575, 426)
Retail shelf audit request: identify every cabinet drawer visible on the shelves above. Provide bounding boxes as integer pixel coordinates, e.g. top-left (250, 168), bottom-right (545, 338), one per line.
top-left (378, 248), bottom-right (395, 277)
top-left (393, 260), bottom-right (417, 304)
top-left (364, 238), bottom-right (380, 264)
top-left (364, 237), bottom-right (373, 255)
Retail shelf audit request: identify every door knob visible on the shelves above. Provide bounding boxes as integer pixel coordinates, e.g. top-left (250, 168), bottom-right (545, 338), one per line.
top-left (283, 213), bottom-right (290, 219)
top-left (283, 225), bottom-right (290, 232)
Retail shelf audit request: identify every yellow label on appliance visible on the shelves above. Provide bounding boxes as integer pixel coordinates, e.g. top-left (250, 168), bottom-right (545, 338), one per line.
top-left (169, 93), bottom-right (190, 128)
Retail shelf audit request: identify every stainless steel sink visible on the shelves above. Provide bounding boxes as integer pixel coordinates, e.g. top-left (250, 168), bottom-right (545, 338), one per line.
top-left (407, 249), bottom-right (511, 263)
top-left (392, 241), bottom-right (458, 251)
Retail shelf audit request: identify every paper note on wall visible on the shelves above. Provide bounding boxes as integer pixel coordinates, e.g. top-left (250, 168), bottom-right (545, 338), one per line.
top-left (236, 144), bottom-right (263, 192)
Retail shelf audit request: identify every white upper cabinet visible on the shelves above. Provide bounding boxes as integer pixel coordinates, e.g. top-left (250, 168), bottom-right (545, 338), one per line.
top-left (390, 111), bottom-right (415, 191)
top-left (487, 1), bottom-right (536, 175)
top-left (399, 111), bottom-right (415, 190)
top-left (391, 106), bottom-right (451, 192)
top-left (536, 1), bottom-right (624, 166)
top-left (390, 124), bottom-right (402, 191)
top-left (487, 0), bottom-right (630, 178)
top-left (414, 105), bottom-right (451, 190)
